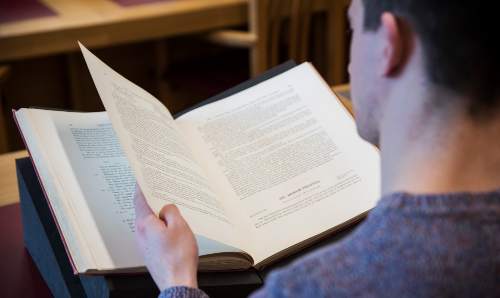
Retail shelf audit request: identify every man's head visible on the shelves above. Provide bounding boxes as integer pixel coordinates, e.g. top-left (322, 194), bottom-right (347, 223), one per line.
top-left (349, 0), bottom-right (500, 146)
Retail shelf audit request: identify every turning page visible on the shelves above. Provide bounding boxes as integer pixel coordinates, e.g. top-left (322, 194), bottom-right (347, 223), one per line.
top-left (175, 63), bottom-right (381, 264)
top-left (79, 43), bottom-right (241, 250)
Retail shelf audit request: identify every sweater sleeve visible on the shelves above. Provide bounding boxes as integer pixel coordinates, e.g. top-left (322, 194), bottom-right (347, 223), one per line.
top-left (249, 271), bottom-right (287, 298)
top-left (156, 272), bottom-right (289, 298)
top-left (158, 242), bottom-right (335, 298)
top-left (158, 286), bottom-right (209, 298)
top-left (250, 255), bottom-right (328, 298)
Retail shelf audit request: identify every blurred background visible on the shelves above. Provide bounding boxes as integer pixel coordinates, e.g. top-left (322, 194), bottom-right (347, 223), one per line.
top-left (0, 0), bottom-right (351, 153)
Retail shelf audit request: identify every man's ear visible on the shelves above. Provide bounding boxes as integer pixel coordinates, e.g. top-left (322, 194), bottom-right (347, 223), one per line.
top-left (379, 12), bottom-right (403, 76)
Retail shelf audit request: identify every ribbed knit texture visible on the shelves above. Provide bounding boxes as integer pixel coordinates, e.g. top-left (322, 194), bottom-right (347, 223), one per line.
top-left (158, 286), bottom-right (209, 298)
top-left (160, 191), bottom-right (500, 298)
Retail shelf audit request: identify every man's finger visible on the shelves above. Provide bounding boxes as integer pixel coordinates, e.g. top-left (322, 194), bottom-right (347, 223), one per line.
top-left (134, 184), bottom-right (154, 221)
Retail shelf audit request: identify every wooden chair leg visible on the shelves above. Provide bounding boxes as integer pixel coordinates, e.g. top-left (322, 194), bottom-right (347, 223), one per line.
top-left (153, 39), bottom-right (174, 108)
top-left (289, 0), bottom-right (301, 62)
top-left (250, 0), bottom-right (270, 77)
top-left (269, 0), bottom-right (284, 67)
top-left (0, 102), bottom-right (8, 153)
top-left (327, 0), bottom-right (349, 85)
top-left (289, 0), bottom-right (313, 63)
top-left (298, 0), bottom-right (312, 62)
top-left (0, 66), bottom-right (11, 153)
top-left (66, 53), bottom-right (85, 110)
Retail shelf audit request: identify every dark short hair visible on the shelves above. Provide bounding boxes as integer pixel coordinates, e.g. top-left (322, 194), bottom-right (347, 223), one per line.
top-left (362, 0), bottom-right (500, 117)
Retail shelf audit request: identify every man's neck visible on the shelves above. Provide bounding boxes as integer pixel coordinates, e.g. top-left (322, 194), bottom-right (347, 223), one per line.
top-left (380, 86), bottom-right (500, 196)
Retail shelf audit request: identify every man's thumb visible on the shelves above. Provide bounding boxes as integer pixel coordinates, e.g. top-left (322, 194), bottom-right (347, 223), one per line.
top-left (159, 204), bottom-right (182, 227)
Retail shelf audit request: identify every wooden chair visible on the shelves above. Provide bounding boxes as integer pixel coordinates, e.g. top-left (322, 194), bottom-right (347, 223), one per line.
top-left (205, 0), bottom-right (270, 77)
top-left (206, 0), bottom-right (350, 84)
top-left (0, 66), bottom-right (11, 153)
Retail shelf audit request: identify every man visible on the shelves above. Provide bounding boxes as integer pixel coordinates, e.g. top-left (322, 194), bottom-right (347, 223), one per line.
top-left (134, 0), bottom-right (500, 296)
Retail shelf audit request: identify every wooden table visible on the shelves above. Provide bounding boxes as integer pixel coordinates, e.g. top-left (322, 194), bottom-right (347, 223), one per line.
top-left (0, 150), bottom-right (28, 207)
top-left (333, 83), bottom-right (352, 112)
top-left (0, 0), bottom-right (242, 62)
top-left (0, 0), bottom-right (334, 62)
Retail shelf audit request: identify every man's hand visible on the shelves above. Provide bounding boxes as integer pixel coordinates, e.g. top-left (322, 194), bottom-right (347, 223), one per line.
top-left (134, 185), bottom-right (199, 291)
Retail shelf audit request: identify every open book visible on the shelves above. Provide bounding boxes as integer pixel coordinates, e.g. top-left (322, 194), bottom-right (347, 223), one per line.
top-left (14, 43), bottom-right (380, 275)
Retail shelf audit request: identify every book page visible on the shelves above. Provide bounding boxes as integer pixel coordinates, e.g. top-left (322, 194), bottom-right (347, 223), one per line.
top-left (15, 109), bottom-right (94, 273)
top-left (50, 111), bottom-right (143, 270)
top-left (176, 63), bottom-right (380, 264)
top-left (79, 43), bottom-right (240, 248)
top-left (23, 109), bottom-right (247, 271)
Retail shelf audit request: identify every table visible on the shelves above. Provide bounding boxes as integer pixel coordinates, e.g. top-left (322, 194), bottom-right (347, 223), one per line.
top-left (0, 150), bottom-right (28, 207)
top-left (0, 0), bottom-right (243, 62)
top-left (0, 0), bottom-right (334, 63)
top-left (333, 83), bottom-right (352, 112)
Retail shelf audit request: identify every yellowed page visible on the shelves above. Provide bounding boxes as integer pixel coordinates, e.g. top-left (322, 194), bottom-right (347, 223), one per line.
top-left (79, 43), bottom-right (241, 249)
top-left (176, 63), bottom-right (381, 264)
top-left (15, 109), bottom-right (96, 273)
top-left (32, 110), bottom-right (141, 271)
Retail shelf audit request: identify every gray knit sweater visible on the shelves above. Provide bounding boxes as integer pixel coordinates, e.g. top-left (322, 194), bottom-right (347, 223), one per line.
top-left (159, 192), bottom-right (500, 298)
